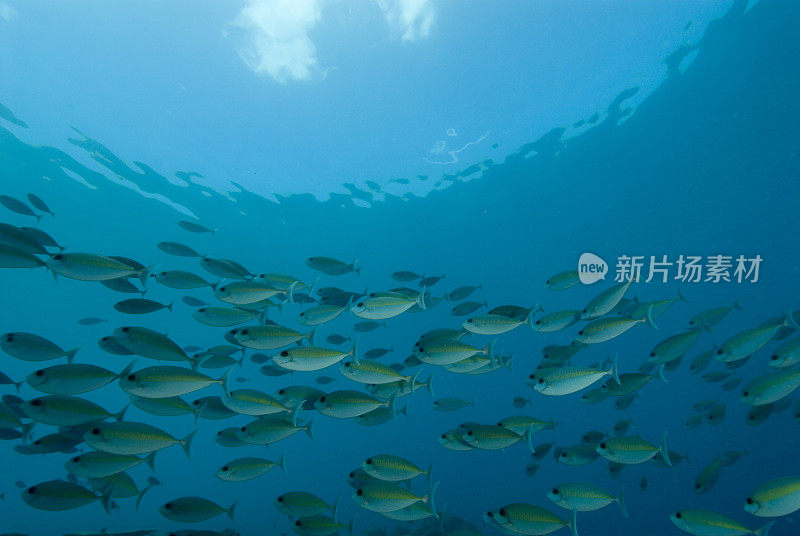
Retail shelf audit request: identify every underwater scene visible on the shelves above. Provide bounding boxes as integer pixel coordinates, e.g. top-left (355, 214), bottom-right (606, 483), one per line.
top-left (1, 0), bottom-right (799, 535)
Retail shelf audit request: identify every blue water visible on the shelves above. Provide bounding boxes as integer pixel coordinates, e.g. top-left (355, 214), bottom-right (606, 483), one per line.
top-left (0, 0), bottom-right (799, 535)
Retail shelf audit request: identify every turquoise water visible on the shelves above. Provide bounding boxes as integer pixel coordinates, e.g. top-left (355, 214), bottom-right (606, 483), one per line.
top-left (0, 1), bottom-right (799, 535)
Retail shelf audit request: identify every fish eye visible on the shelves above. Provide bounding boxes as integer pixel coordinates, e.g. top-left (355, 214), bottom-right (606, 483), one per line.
top-left (280, 351), bottom-right (289, 357)
top-left (365, 458), bottom-right (372, 465)
top-left (349, 472), bottom-right (355, 478)
top-left (299, 312), bottom-right (305, 316)
top-left (277, 496), bottom-right (284, 502)
top-left (599, 442), bottom-right (606, 448)
top-left (771, 355), bottom-right (778, 360)
top-left (91, 428), bottom-right (101, 435)
top-left (545, 280), bottom-right (550, 284)
top-left (198, 308), bottom-right (206, 312)
top-left (716, 349), bottom-right (723, 355)
top-left (578, 330), bottom-right (584, 335)
top-left (486, 511), bottom-right (494, 518)
top-left (278, 389), bottom-right (285, 395)
top-left (466, 430), bottom-right (474, 436)
top-left (537, 378), bottom-right (544, 384)
top-left (535, 320), bottom-right (541, 325)
top-left (694, 484), bottom-right (701, 489)
top-left (440, 434), bottom-right (447, 439)
top-left (5, 334), bottom-right (13, 341)
top-left (27, 486), bottom-right (37, 494)
top-left (552, 488), bottom-right (559, 495)
top-left (499, 508), bottom-right (506, 516)
top-left (240, 426), bottom-right (247, 432)
top-left (649, 352), bottom-right (655, 357)
top-left (121, 327), bottom-right (130, 333)
top-left (127, 374), bottom-right (136, 381)
top-left (33, 440), bottom-right (41, 445)
top-left (221, 466), bottom-right (229, 471)
top-left (72, 456), bottom-right (80, 462)
top-left (466, 319), bottom-right (473, 323)
top-left (357, 302), bottom-right (364, 307)
top-left (746, 497), bottom-right (754, 504)
top-left (240, 329), bottom-right (248, 335)
top-left (560, 453), bottom-right (567, 458)
top-left (319, 396), bottom-right (326, 402)
top-left (219, 287), bottom-right (226, 292)
top-left (164, 503), bottom-right (172, 509)
top-left (30, 399), bottom-right (42, 406)
top-left (34, 370), bottom-right (44, 377)
top-left (582, 309), bottom-right (587, 313)
top-left (53, 254), bottom-right (63, 260)
top-left (356, 489), bottom-right (363, 496)
top-left (528, 374), bottom-right (535, 379)
top-left (689, 320), bottom-right (695, 325)
top-left (743, 391), bottom-right (749, 397)
top-left (675, 512), bottom-right (682, 519)
top-left (295, 520), bottom-right (303, 527)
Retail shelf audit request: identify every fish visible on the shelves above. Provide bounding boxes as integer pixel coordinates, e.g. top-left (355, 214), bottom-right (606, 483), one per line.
top-left (486, 503), bottom-right (576, 536)
top-left (275, 491), bottom-right (335, 517)
top-left (27, 363), bottom-right (133, 395)
top-left (26, 193), bottom-right (54, 216)
top-left (159, 497), bottom-right (235, 522)
top-left (531, 310), bottom-right (581, 333)
top-left (156, 241), bottom-right (202, 257)
top-left (574, 314), bottom-right (653, 344)
top-left (352, 480), bottom-right (436, 513)
top-left (581, 278), bottom-right (635, 320)
top-left (306, 256), bottom-right (360, 276)
top-left (21, 480), bottom-right (111, 512)
top-left (451, 301), bottom-right (488, 316)
top-left (177, 220), bottom-right (216, 234)
top-left (361, 454), bottom-right (430, 481)
top-left (120, 365), bottom-right (229, 398)
top-left (715, 316), bottom-right (795, 363)
top-left (275, 345), bottom-right (355, 372)
top-left (114, 298), bottom-right (172, 314)
top-left (670, 509), bottom-right (774, 536)
top-left (0, 194), bottom-right (40, 220)
top-left (154, 270), bottom-right (214, 289)
top-left (547, 482), bottom-right (627, 516)
top-left (689, 302), bottom-right (741, 330)
top-left (1, 332), bottom-right (79, 362)
top-left (315, 390), bottom-right (393, 419)
top-left (741, 369), bottom-right (800, 406)
top-left (0, 243), bottom-right (44, 268)
top-left (193, 307), bottom-right (259, 327)
top-left (352, 294), bottom-right (424, 320)
top-left (84, 421), bottom-right (196, 456)
top-left (447, 285), bottom-right (482, 301)
top-left (113, 327), bottom-right (188, 362)
top-left (21, 395), bottom-right (126, 426)
top-left (545, 271), bottom-right (580, 291)
top-left (529, 356), bottom-right (619, 396)
top-left (432, 398), bottom-right (474, 412)
top-left (232, 325), bottom-right (314, 350)
top-left (464, 313), bottom-right (532, 335)
top-left (47, 253), bottom-right (147, 282)
top-left (597, 433), bottom-right (670, 466)
top-left (745, 476), bottom-right (800, 517)
top-left (216, 455), bottom-right (287, 482)
top-left (65, 451), bottom-right (157, 479)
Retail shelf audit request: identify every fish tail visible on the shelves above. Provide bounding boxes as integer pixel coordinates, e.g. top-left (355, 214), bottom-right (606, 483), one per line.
top-left (227, 501), bottom-right (237, 521)
top-left (657, 364), bottom-right (669, 383)
top-left (398, 404), bottom-right (409, 418)
top-left (351, 338), bottom-right (360, 364)
top-left (353, 260), bottom-right (361, 277)
top-left (616, 487), bottom-right (628, 518)
top-left (386, 393), bottom-right (397, 419)
top-left (117, 360), bottom-right (136, 381)
top-left (484, 340), bottom-right (497, 359)
top-left (144, 450), bottom-right (158, 472)
top-left (277, 452), bottom-right (288, 473)
top-left (166, 301), bottom-right (173, 312)
top-left (307, 327), bottom-right (317, 346)
top-left (645, 304), bottom-right (659, 329)
top-left (12, 379), bottom-right (22, 393)
top-left (181, 430), bottom-right (197, 459)
top-left (676, 288), bottom-right (688, 302)
top-left (114, 404), bottom-right (129, 422)
top-left (756, 520), bottom-right (776, 536)
top-left (346, 515), bottom-right (356, 535)
top-left (659, 431), bottom-right (672, 467)
top-left (410, 369), bottom-right (422, 392)
top-left (424, 374), bottom-right (435, 397)
top-left (608, 353), bottom-right (621, 385)
top-left (218, 369), bottom-right (232, 397)
top-left (304, 415), bottom-right (315, 440)
top-left (134, 484), bottom-right (151, 510)
top-left (101, 488), bottom-right (114, 514)
top-left (786, 311), bottom-right (800, 331)
top-left (569, 507), bottom-right (579, 536)
top-left (526, 425), bottom-right (535, 454)
top-left (138, 265), bottom-right (154, 288)
top-left (427, 480), bottom-right (440, 516)
top-left (65, 346), bottom-right (81, 364)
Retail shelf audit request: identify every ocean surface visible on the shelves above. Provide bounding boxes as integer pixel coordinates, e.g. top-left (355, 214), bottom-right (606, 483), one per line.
top-left (0, 1), bottom-right (799, 535)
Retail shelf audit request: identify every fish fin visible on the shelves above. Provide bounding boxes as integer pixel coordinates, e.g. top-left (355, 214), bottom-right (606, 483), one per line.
top-left (144, 451), bottom-right (157, 472)
top-left (617, 488), bottom-right (628, 518)
top-left (526, 425), bottom-right (535, 453)
top-left (676, 288), bottom-right (688, 302)
top-left (386, 393), bottom-right (397, 419)
top-left (353, 260), bottom-right (361, 277)
top-left (399, 404), bottom-right (409, 418)
top-left (351, 338), bottom-right (360, 365)
top-left (484, 340), bottom-right (497, 359)
top-left (410, 369), bottom-right (421, 392)
top-left (166, 302), bottom-right (173, 312)
top-left (181, 430), bottom-right (197, 459)
top-left (346, 516), bottom-right (356, 535)
top-left (307, 327), bottom-right (317, 346)
top-left (659, 431), bottom-right (672, 467)
top-left (227, 502), bottom-right (237, 521)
